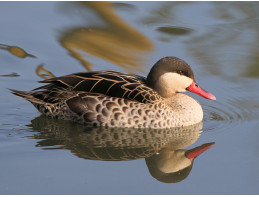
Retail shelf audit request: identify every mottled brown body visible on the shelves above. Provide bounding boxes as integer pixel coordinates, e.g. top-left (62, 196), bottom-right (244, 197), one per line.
top-left (29, 91), bottom-right (203, 128)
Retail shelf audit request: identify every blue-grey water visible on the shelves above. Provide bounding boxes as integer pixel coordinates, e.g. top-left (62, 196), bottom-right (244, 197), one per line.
top-left (0, 1), bottom-right (259, 195)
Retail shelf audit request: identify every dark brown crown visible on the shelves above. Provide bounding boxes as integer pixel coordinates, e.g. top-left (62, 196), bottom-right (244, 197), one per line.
top-left (146, 57), bottom-right (195, 88)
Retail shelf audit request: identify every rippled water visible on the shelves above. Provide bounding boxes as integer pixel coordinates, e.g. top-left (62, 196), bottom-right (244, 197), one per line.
top-left (0, 1), bottom-right (259, 195)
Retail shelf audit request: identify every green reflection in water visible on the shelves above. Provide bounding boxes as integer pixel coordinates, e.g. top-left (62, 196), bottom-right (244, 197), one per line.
top-left (140, 1), bottom-right (259, 79)
top-left (246, 55), bottom-right (259, 78)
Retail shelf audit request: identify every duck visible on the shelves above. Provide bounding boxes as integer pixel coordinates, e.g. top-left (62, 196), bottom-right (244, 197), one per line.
top-left (10, 56), bottom-right (216, 128)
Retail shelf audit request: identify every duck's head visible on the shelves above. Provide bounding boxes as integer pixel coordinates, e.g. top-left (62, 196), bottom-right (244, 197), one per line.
top-left (146, 57), bottom-right (216, 100)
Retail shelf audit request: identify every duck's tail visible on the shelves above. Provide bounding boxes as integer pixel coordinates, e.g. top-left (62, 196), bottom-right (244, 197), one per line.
top-left (8, 89), bottom-right (45, 105)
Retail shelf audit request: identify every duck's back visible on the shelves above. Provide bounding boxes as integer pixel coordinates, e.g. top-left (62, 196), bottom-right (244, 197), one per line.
top-left (38, 70), bottom-right (161, 104)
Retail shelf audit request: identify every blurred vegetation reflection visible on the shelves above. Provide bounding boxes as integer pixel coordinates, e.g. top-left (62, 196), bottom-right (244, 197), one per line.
top-left (28, 115), bottom-right (214, 183)
top-left (141, 1), bottom-right (259, 78)
top-left (59, 1), bottom-right (154, 72)
top-left (0, 44), bottom-right (35, 59)
top-left (4, 2), bottom-right (259, 79)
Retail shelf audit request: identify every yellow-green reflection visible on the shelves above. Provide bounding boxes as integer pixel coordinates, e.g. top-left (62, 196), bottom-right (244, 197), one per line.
top-left (59, 2), bottom-right (154, 72)
top-left (0, 44), bottom-right (36, 58)
top-left (245, 54), bottom-right (259, 78)
top-left (27, 115), bottom-right (214, 183)
top-left (35, 65), bottom-right (56, 79)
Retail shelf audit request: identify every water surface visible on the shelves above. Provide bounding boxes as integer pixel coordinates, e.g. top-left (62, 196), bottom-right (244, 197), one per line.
top-left (0, 1), bottom-right (259, 195)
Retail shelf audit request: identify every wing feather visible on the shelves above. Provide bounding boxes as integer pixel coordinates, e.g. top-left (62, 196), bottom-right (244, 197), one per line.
top-left (36, 70), bottom-right (161, 103)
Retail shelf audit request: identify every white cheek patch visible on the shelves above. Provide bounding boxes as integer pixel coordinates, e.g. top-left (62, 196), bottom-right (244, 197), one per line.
top-left (156, 72), bottom-right (193, 96)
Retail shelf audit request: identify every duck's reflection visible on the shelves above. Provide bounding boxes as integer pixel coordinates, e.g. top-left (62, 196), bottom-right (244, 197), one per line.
top-left (28, 115), bottom-right (214, 183)
top-left (146, 142), bottom-right (214, 183)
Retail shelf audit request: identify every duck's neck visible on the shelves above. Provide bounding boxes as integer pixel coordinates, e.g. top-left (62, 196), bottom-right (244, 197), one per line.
top-left (165, 93), bottom-right (198, 108)
top-left (146, 78), bottom-right (177, 98)
top-left (164, 93), bottom-right (204, 125)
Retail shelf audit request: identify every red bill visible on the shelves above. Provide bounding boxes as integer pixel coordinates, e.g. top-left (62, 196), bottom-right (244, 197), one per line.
top-left (187, 81), bottom-right (216, 100)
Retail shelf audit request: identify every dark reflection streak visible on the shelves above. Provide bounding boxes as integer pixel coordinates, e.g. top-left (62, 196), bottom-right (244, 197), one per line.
top-left (140, 2), bottom-right (192, 25)
top-left (0, 72), bottom-right (19, 77)
top-left (111, 2), bottom-right (136, 11)
top-left (157, 26), bottom-right (193, 36)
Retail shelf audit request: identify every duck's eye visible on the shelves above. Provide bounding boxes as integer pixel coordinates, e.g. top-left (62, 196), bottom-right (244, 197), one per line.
top-left (177, 70), bottom-right (183, 75)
